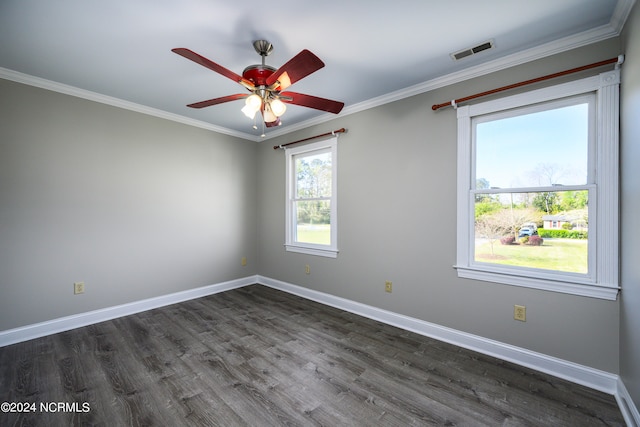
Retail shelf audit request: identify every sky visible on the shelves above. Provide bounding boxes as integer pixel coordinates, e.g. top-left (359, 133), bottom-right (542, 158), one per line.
top-left (474, 102), bottom-right (589, 189)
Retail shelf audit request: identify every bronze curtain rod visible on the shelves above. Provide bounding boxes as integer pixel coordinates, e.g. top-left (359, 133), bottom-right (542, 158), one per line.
top-left (431, 55), bottom-right (624, 111)
top-left (273, 128), bottom-right (347, 150)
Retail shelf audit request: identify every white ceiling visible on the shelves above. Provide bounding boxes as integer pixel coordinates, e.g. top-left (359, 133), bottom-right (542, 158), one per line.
top-left (0, 0), bottom-right (634, 141)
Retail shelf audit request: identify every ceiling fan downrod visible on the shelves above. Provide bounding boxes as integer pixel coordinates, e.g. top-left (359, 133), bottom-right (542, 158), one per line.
top-left (253, 40), bottom-right (273, 67)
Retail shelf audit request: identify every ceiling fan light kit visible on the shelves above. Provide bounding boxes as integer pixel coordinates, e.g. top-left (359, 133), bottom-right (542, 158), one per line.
top-left (241, 94), bottom-right (262, 119)
top-left (172, 40), bottom-right (344, 132)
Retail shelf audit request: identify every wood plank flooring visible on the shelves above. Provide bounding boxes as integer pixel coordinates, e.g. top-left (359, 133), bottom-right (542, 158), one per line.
top-left (0, 285), bottom-right (625, 426)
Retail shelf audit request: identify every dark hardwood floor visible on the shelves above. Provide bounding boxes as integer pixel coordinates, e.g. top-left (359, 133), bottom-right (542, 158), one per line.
top-left (0, 285), bottom-right (625, 426)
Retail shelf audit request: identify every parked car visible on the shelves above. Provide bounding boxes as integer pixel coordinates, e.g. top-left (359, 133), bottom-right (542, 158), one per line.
top-left (518, 226), bottom-right (538, 237)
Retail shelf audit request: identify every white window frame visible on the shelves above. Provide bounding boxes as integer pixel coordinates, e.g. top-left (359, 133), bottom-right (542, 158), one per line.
top-left (455, 70), bottom-right (619, 300)
top-left (285, 137), bottom-right (338, 258)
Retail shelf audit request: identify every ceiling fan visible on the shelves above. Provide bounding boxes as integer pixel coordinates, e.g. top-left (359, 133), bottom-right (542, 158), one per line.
top-left (172, 40), bottom-right (344, 129)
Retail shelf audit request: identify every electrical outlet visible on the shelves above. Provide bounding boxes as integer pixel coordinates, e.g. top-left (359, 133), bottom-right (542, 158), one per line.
top-left (241, 257), bottom-right (247, 266)
top-left (74, 282), bottom-right (85, 295)
top-left (305, 264), bottom-right (310, 275)
top-left (514, 305), bottom-right (526, 321)
top-left (385, 281), bottom-right (393, 293)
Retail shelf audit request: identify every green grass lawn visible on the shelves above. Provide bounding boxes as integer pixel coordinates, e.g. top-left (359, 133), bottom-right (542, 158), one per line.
top-left (296, 224), bottom-right (331, 245)
top-left (475, 238), bottom-right (587, 273)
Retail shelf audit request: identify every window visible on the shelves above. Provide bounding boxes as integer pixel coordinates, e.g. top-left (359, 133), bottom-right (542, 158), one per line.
top-left (456, 70), bottom-right (619, 299)
top-left (285, 137), bottom-right (338, 257)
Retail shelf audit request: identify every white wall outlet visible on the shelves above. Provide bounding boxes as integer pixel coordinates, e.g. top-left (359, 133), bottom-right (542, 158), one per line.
top-left (385, 281), bottom-right (393, 293)
top-left (514, 305), bottom-right (526, 321)
top-left (74, 282), bottom-right (85, 295)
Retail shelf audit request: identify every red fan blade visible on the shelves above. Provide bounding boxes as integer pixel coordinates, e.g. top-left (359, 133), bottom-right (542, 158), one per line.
top-left (172, 48), bottom-right (254, 89)
top-left (281, 92), bottom-right (344, 114)
top-left (265, 50), bottom-right (324, 90)
top-left (186, 94), bottom-right (247, 109)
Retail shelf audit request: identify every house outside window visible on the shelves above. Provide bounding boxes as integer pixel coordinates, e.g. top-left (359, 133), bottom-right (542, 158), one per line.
top-left (455, 70), bottom-right (619, 300)
top-left (285, 137), bottom-right (338, 258)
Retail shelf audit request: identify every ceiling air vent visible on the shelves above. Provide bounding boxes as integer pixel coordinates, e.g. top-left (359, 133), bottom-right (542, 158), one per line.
top-left (451, 40), bottom-right (495, 61)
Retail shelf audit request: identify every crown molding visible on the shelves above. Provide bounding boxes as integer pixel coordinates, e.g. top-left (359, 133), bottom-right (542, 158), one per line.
top-left (0, 67), bottom-right (257, 141)
top-left (1, 0), bottom-right (634, 142)
top-left (260, 0), bottom-right (634, 141)
top-left (332, 24), bottom-right (624, 120)
top-left (611, 0), bottom-right (637, 32)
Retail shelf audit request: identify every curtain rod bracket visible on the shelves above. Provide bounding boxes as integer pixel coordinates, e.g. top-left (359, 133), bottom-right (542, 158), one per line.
top-left (616, 54), bottom-right (625, 69)
top-left (451, 100), bottom-right (458, 109)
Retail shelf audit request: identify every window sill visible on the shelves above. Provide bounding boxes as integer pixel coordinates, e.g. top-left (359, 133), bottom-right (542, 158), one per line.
top-left (454, 265), bottom-right (619, 300)
top-left (285, 244), bottom-right (338, 258)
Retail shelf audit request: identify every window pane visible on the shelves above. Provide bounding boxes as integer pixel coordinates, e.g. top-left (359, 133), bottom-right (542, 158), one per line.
top-left (295, 151), bottom-right (332, 198)
top-left (475, 103), bottom-right (589, 189)
top-left (474, 191), bottom-right (588, 274)
top-left (295, 200), bottom-right (331, 245)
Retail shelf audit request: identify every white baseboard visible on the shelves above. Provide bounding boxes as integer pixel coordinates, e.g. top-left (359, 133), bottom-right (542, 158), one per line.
top-left (0, 275), bottom-right (257, 347)
top-left (257, 275), bottom-right (640, 425)
top-left (257, 276), bottom-right (619, 394)
top-left (2, 274), bottom-right (637, 425)
top-left (617, 377), bottom-right (640, 427)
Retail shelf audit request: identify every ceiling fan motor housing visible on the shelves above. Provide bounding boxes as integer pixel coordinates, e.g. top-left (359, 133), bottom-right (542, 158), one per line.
top-left (242, 65), bottom-right (277, 87)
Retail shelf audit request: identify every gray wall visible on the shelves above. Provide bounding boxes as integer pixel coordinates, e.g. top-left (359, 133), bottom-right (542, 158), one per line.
top-left (257, 39), bottom-right (622, 373)
top-left (0, 28), bottom-right (631, 389)
top-left (0, 79), bottom-right (258, 330)
top-left (620, 1), bottom-right (640, 408)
